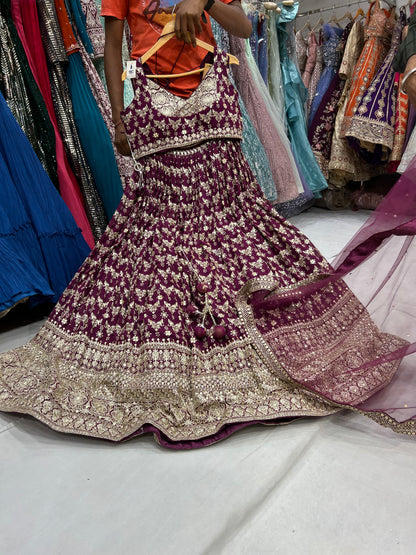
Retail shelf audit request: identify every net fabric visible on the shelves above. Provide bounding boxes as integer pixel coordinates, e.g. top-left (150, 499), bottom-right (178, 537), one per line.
top-left (249, 154), bottom-right (416, 434)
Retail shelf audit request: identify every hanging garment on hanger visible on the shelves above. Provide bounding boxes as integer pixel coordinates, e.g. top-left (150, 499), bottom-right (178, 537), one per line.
top-left (387, 74), bottom-right (409, 173)
top-left (341, 0), bottom-right (395, 139)
top-left (327, 19), bottom-right (374, 187)
top-left (11, 0), bottom-right (95, 249)
top-left (0, 2), bottom-right (59, 190)
top-left (302, 30), bottom-right (318, 88)
top-left (55, 0), bottom-right (124, 221)
top-left (248, 12), bottom-right (268, 85)
top-left (0, 90), bottom-right (90, 315)
top-left (295, 26), bottom-right (308, 74)
top-left (229, 30), bottom-right (311, 212)
top-left (275, 4), bottom-right (328, 198)
top-left (243, 36), bottom-right (314, 215)
top-left (1, 47), bottom-right (415, 447)
top-left (79, 0), bottom-right (104, 57)
top-left (306, 29), bottom-right (323, 118)
top-left (36, 0), bottom-right (108, 242)
top-left (328, 3), bottom-right (394, 186)
top-left (308, 23), bottom-right (344, 127)
top-left (267, 10), bottom-right (287, 128)
top-left (308, 22), bottom-right (353, 179)
top-left (257, 13), bottom-right (269, 85)
top-left (70, 0), bottom-right (135, 191)
top-left (346, 9), bottom-right (406, 165)
top-left (211, 19), bottom-right (277, 205)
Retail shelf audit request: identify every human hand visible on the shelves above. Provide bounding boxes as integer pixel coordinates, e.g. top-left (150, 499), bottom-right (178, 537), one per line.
top-left (174, 0), bottom-right (206, 46)
top-left (114, 123), bottom-right (132, 157)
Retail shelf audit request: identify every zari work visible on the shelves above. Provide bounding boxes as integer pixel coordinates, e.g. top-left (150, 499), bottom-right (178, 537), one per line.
top-left (0, 49), bottom-right (411, 448)
top-left (346, 9), bottom-right (406, 165)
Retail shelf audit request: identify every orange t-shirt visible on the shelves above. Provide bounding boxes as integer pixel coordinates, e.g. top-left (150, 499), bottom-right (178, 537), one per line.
top-left (101, 0), bottom-right (233, 97)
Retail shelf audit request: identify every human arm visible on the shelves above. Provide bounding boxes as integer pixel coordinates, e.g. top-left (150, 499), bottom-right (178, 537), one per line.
top-left (174, 0), bottom-right (252, 46)
top-left (393, 12), bottom-right (416, 108)
top-left (402, 54), bottom-right (416, 109)
top-left (104, 16), bottom-right (132, 156)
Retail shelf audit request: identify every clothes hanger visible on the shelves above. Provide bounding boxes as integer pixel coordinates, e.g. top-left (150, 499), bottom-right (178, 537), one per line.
top-left (299, 19), bottom-right (312, 35)
top-left (137, 19), bottom-right (239, 80)
top-left (311, 17), bottom-right (324, 32)
top-left (353, 7), bottom-right (365, 20)
top-left (328, 13), bottom-right (342, 28)
top-left (337, 11), bottom-right (353, 25)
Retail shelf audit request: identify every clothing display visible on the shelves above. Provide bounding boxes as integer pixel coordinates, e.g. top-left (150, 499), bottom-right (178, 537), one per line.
top-left (327, 19), bottom-right (366, 187)
top-left (307, 30), bottom-right (323, 118)
top-left (341, 1), bottom-right (395, 137)
top-left (302, 30), bottom-right (317, 88)
top-left (2, 2), bottom-right (416, 550)
top-left (346, 9), bottom-right (406, 165)
top-left (0, 0), bottom-right (416, 454)
top-left (275, 3), bottom-right (327, 199)
top-left (229, 33), bottom-right (302, 208)
top-left (11, 0), bottom-right (95, 248)
top-left (0, 1), bottom-right (59, 189)
top-left (308, 22), bottom-right (353, 178)
top-left (308, 23), bottom-right (344, 127)
top-left (211, 20), bottom-right (277, 205)
top-left (1, 46), bottom-right (415, 449)
top-left (0, 90), bottom-right (89, 315)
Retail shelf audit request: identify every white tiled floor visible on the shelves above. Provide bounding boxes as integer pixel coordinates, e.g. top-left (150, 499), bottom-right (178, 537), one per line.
top-left (1, 208), bottom-right (415, 555)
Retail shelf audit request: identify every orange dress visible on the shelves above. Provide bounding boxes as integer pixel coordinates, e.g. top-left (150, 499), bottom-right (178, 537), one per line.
top-left (341, 0), bottom-right (395, 139)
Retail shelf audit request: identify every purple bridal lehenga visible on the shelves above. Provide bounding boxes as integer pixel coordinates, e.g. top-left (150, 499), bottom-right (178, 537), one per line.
top-left (0, 50), bottom-right (415, 448)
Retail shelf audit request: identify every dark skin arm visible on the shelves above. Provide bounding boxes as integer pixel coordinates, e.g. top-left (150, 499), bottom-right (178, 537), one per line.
top-left (403, 54), bottom-right (416, 109)
top-left (104, 0), bottom-right (252, 156)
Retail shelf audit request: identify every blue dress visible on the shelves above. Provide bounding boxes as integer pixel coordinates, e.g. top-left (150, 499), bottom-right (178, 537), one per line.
top-left (0, 91), bottom-right (90, 314)
top-left (308, 24), bottom-right (344, 128)
top-left (276, 2), bottom-right (328, 198)
top-left (248, 12), bottom-right (268, 85)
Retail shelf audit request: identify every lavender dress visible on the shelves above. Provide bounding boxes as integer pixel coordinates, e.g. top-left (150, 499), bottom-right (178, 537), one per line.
top-left (0, 49), bottom-right (407, 448)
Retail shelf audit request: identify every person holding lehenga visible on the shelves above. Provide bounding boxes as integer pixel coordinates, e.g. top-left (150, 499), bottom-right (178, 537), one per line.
top-left (0, 0), bottom-right (415, 449)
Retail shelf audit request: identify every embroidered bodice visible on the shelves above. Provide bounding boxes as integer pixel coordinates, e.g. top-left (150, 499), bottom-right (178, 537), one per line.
top-left (322, 24), bottom-right (344, 69)
top-left (365, 0), bottom-right (395, 44)
top-left (121, 49), bottom-right (243, 160)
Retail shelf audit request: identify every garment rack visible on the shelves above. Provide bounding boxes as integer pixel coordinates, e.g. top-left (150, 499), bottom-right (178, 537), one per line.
top-left (297, 0), bottom-right (395, 18)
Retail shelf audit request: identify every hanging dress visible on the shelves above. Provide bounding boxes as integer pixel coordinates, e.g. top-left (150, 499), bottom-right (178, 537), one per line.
top-left (229, 33), bottom-right (303, 208)
top-left (211, 20), bottom-right (277, 205)
top-left (69, 0), bottom-right (135, 187)
top-left (0, 2), bottom-right (58, 189)
top-left (328, 17), bottom-right (384, 187)
top-left (308, 23), bottom-right (344, 127)
top-left (306, 29), bottom-right (323, 118)
top-left (346, 9), bottom-right (406, 165)
top-left (387, 73), bottom-right (409, 173)
top-left (308, 22), bottom-right (353, 179)
top-left (36, 0), bottom-right (108, 242)
top-left (341, 0), bottom-right (395, 139)
top-left (295, 28), bottom-right (308, 75)
top-left (54, 0), bottom-right (124, 220)
top-left (0, 90), bottom-right (90, 315)
top-left (302, 30), bottom-right (317, 88)
top-left (1, 49), bottom-right (414, 448)
top-left (11, 0), bottom-right (95, 249)
top-left (275, 3), bottom-right (328, 198)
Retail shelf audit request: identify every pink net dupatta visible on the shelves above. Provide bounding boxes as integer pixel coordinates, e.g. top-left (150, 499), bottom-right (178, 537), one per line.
top-left (238, 155), bottom-right (416, 436)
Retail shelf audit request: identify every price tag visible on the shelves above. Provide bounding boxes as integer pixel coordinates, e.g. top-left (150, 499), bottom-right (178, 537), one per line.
top-left (126, 60), bottom-right (137, 79)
